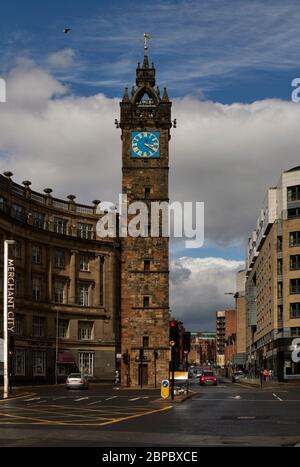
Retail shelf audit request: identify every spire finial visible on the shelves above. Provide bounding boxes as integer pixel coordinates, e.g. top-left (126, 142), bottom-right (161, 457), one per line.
top-left (144, 33), bottom-right (151, 56)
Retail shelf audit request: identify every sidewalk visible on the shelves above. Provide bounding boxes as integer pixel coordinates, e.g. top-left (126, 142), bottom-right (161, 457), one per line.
top-left (236, 376), bottom-right (300, 390)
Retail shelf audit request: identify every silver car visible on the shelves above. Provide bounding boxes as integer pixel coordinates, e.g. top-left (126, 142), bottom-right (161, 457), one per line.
top-left (65, 373), bottom-right (89, 390)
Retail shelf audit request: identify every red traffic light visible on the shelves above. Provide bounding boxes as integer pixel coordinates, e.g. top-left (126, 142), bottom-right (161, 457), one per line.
top-left (170, 321), bottom-right (175, 327)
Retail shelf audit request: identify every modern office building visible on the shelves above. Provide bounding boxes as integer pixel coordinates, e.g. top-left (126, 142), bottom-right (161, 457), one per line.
top-left (246, 167), bottom-right (300, 381)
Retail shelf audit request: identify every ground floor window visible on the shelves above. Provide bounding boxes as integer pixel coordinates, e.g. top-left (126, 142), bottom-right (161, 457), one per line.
top-left (33, 350), bottom-right (46, 376)
top-left (15, 349), bottom-right (26, 376)
top-left (78, 352), bottom-right (94, 377)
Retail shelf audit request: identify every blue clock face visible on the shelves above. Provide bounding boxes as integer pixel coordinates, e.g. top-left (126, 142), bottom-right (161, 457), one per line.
top-left (131, 131), bottom-right (160, 158)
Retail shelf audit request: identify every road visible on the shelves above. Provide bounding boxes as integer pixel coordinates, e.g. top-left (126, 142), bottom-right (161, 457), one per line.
top-left (1, 377), bottom-right (300, 446)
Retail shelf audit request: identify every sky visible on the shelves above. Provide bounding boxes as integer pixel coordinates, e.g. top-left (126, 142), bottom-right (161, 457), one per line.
top-left (1, 0), bottom-right (300, 330)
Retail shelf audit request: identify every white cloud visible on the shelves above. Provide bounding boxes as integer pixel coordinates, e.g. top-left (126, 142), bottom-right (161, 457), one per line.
top-left (170, 257), bottom-right (244, 330)
top-left (2, 61), bottom-right (300, 250)
top-left (47, 49), bottom-right (76, 69)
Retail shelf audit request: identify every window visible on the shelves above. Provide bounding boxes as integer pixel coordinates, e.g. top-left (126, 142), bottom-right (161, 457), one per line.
top-left (77, 223), bottom-right (93, 240)
top-left (33, 351), bottom-right (46, 376)
top-left (78, 284), bottom-right (89, 306)
top-left (143, 336), bottom-right (149, 348)
top-left (144, 260), bottom-right (150, 272)
top-left (291, 327), bottom-right (300, 337)
top-left (15, 314), bottom-right (24, 335)
top-left (290, 255), bottom-right (300, 270)
top-left (278, 282), bottom-right (283, 299)
top-left (290, 232), bottom-right (300, 247)
top-left (0, 196), bottom-right (7, 212)
top-left (54, 250), bottom-right (65, 268)
top-left (290, 279), bottom-right (300, 294)
top-left (290, 303), bottom-right (300, 319)
top-left (277, 259), bottom-right (282, 275)
top-left (13, 240), bottom-right (22, 258)
top-left (32, 211), bottom-right (44, 229)
top-left (78, 321), bottom-right (93, 340)
top-left (287, 185), bottom-right (300, 202)
top-left (32, 245), bottom-right (42, 264)
top-left (15, 350), bottom-right (26, 376)
top-left (54, 281), bottom-right (65, 304)
top-left (79, 352), bottom-right (94, 376)
top-left (53, 217), bottom-right (67, 235)
top-left (56, 319), bottom-right (69, 339)
top-left (143, 296), bottom-right (150, 307)
top-left (288, 208), bottom-right (300, 219)
top-left (33, 317), bottom-right (46, 337)
top-left (32, 277), bottom-right (42, 301)
top-left (99, 258), bottom-right (105, 306)
top-left (277, 236), bottom-right (282, 252)
top-left (278, 305), bottom-right (283, 321)
top-left (79, 254), bottom-right (90, 272)
top-left (12, 203), bottom-right (26, 221)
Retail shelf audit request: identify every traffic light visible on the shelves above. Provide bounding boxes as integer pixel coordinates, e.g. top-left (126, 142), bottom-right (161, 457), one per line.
top-left (139, 347), bottom-right (144, 361)
top-left (169, 320), bottom-right (179, 347)
top-left (154, 350), bottom-right (159, 360)
top-left (8, 334), bottom-right (15, 356)
top-left (183, 332), bottom-right (191, 353)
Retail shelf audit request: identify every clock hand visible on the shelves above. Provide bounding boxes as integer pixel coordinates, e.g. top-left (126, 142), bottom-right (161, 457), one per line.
top-left (144, 143), bottom-right (156, 150)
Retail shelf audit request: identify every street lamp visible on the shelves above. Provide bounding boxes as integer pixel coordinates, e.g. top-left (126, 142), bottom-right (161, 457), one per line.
top-left (3, 239), bottom-right (15, 399)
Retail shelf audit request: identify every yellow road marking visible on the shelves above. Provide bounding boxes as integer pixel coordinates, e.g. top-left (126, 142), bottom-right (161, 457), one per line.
top-left (0, 392), bottom-right (36, 403)
top-left (0, 404), bottom-right (173, 427)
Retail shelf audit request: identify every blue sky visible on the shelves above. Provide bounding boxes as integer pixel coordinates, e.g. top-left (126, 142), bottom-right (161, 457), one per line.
top-left (1, 0), bottom-right (300, 103)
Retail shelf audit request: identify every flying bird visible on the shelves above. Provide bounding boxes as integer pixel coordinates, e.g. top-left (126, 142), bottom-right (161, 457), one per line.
top-left (63, 27), bottom-right (71, 34)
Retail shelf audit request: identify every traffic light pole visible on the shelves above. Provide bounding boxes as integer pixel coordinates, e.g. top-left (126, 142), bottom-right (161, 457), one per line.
top-left (171, 345), bottom-right (175, 400)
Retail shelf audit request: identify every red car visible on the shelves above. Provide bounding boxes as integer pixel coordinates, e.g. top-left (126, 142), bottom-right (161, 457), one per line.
top-left (199, 370), bottom-right (217, 386)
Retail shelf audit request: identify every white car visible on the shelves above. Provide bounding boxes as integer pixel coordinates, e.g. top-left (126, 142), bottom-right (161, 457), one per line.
top-left (65, 373), bottom-right (89, 390)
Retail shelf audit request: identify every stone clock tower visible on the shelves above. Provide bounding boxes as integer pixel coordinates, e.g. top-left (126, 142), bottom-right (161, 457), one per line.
top-left (119, 39), bottom-right (172, 387)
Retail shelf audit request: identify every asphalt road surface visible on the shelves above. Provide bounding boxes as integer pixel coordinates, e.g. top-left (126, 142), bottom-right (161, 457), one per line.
top-left (1, 377), bottom-right (300, 446)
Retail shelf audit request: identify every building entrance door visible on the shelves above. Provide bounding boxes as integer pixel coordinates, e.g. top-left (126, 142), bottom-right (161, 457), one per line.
top-left (138, 364), bottom-right (148, 386)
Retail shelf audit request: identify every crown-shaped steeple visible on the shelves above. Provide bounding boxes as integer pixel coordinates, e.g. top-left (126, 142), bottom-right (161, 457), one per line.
top-left (136, 33), bottom-right (156, 88)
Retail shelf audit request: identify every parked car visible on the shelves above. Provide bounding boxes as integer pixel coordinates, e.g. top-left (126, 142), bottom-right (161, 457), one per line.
top-left (199, 370), bottom-right (217, 386)
top-left (232, 371), bottom-right (245, 383)
top-left (65, 373), bottom-right (89, 390)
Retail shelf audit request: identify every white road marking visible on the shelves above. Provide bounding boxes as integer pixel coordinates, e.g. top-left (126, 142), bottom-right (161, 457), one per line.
top-left (238, 416), bottom-right (256, 420)
top-left (88, 400), bottom-right (102, 405)
top-left (24, 397), bottom-right (40, 402)
top-left (273, 393), bottom-right (283, 401)
top-left (74, 397), bottom-right (89, 402)
top-left (105, 396), bottom-right (117, 401)
top-left (129, 397), bottom-right (141, 401)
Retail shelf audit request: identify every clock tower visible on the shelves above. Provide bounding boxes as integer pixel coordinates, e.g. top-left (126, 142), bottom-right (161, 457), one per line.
top-left (119, 38), bottom-right (172, 387)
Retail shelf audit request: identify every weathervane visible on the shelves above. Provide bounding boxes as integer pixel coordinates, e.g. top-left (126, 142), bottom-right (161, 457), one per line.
top-left (144, 33), bottom-right (151, 55)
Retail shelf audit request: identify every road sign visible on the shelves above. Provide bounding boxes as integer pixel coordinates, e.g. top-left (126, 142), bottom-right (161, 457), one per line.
top-left (161, 379), bottom-right (169, 399)
top-left (169, 340), bottom-right (175, 347)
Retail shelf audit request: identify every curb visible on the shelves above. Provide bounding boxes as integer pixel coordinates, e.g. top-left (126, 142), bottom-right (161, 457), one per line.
top-left (153, 390), bottom-right (197, 404)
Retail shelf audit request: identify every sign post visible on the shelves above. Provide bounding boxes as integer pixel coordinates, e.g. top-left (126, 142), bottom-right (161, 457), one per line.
top-left (3, 240), bottom-right (15, 399)
top-left (161, 379), bottom-right (169, 399)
